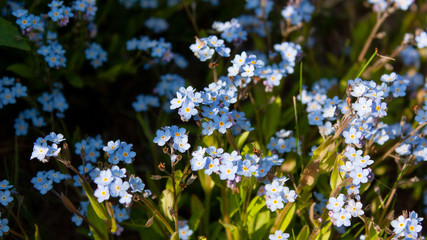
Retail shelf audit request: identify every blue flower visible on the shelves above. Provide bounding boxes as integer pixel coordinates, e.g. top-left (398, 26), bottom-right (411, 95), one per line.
top-left (269, 230), bottom-right (289, 240)
top-left (173, 138), bottom-right (191, 153)
top-left (343, 127), bottom-right (361, 145)
top-left (111, 166), bottom-right (126, 179)
top-left (119, 143), bottom-right (136, 164)
top-left (0, 180), bottom-right (12, 190)
top-left (0, 190), bottom-right (13, 206)
top-left (204, 157), bottom-right (220, 175)
top-left (109, 178), bottom-right (129, 198)
top-left (190, 155), bottom-right (207, 171)
top-left (0, 218), bottom-right (9, 236)
top-left (308, 111), bottom-right (324, 126)
top-left (349, 167), bottom-right (369, 185)
top-left (119, 193), bottom-right (132, 205)
top-left (114, 207), bottom-right (130, 223)
top-left (266, 195), bottom-right (284, 212)
top-left (213, 115), bottom-right (232, 134)
top-left (103, 140), bottom-right (121, 155)
top-left (129, 176), bottom-right (145, 193)
top-left (71, 214), bottom-right (83, 226)
top-left (333, 209), bottom-right (351, 227)
top-left (94, 169), bottom-right (113, 186)
top-left (219, 161), bottom-right (238, 180)
top-left (94, 185), bottom-right (110, 203)
top-left (153, 129), bottom-right (171, 146)
top-left (178, 101), bottom-right (198, 121)
top-left (415, 110), bottom-right (427, 124)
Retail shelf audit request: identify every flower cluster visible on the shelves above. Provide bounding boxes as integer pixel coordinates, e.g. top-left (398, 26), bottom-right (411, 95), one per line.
top-left (170, 80), bottom-right (253, 135)
top-left (212, 18), bottom-right (247, 43)
top-left (189, 35), bottom-right (231, 62)
top-left (340, 147), bottom-right (374, 187)
top-left (368, 0), bottom-right (414, 12)
top-left (31, 170), bottom-right (69, 194)
top-left (71, 201), bottom-right (89, 226)
top-left (326, 194), bottom-right (364, 227)
top-left (245, 0), bottom-right (273, 17)
top-left (126, 35), bottom-right (174, 65)
top-left (74, 135), bottom-right (104, 163)
top-left (85, 43), bottom-right (108, 68)
top-left (178, 220), bottom-right (194, 240)
top-left (267, 129), bottom-right (298, 154)
top-left (47, 1), bottom-right (74, 26)
top-left (299, 78), bottom-right (339, 133)
top-left (236, 15), bottom-right (268, 37)
top-left (400, 46), bottom-right (420, 67)
top-left (0, 76), bottom-right (27, 109)
top-left (153, 125), bottom-right (191, 154)
top-left (37, 40), bottom-right (67, 68)
top-left (12, 8), bottom-right (43, 34)
top-left (0, 216), bottom-right (9, 237)
top-left (281, 0), bottom-right (315, 26)
top-left (14, 108), bottom-right (46, 136)
top-left (390, 211), bottom-right (423, 239)
top-left (190, 146), bottom-right (285, 184)
top-left (263, 177), bottom-right (297, 212)
top-left (272, 41), bottom-right (301, 75)
top-left (132, 95), bottom-right (160, 112)
top-left (0, 180), bottom-right (14, 207)
top-left (145, 17), bottom-right (168, 33)
top-left (227, 51), bottom-right (265, 87)
top-left (415, 30), bottom-right (427, 49)
top-left (268, 230), bottom-right (290, 240)
top-left (30, 132), bottom-right (66, 162)
top-left (0, 179), bottom-right (13, 236)
top-left (72, 0), bottom-right (98, 20)
top-left (37, 87), bottom-right (69, 118)
top-left (103, 140), bottom-right (136, 164)
top-left (155, 74), bottom-right (186, 102)
top-left (93, 166), bottom-right (146, 204)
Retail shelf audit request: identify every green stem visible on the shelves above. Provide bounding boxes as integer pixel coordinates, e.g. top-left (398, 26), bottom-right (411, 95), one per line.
top-left (181, 0), bottom-right (199, 35)
top-left (248, 91), bottom-right (264, 147)
top-left (139, 198), bottom-right (174, 235)
top-left (356, 48), bottom-right (378, 78)
top-left (203, 190), bottom-right (211, 235)
top-left (221, 188), bottom-right (233, 240)
top-left (171, 164), bottom-right (179, 234)
top-left (240, 184), bottom-right (251, 238)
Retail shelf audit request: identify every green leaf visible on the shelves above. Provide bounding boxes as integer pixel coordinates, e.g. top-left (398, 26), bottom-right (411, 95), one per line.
top-left (278, 203), bottom-right (296, 231)
top-left (7, 63), bottom-right (32, 78)
top-left (105, 202), bottom-right (117, 233)
top-left (65, 73), bottom-right (85, 88)
top-left (87, 204), bottom-right (108, 240)
top-left (97, 60), bottom-right (137, 82)
top-left (262, 96), bottom-right (282, 142)
top-left (248, 209), bottom-right (271, 240)
top-left (81, 179), bottom-right (108, 221)
top-left (296, 225), bottom-right (310, 240)
top-left (368, 222), bottom-right (380, 240)
top-left (35, 224), bottom-right (41, 240)
top-left (198, 171), bottom-right (215, 194)
top-left (0, 17), bottom-right (30, 51)
top-left (160, 189), bottom-right (174, 221)
top-left (246, 196), bottom-right (266, 233)
top-left (219, 221), bottom-right (240, 240)
top-left (189, 195), bottom-right (205, 232)
top-left (330, 154), bottom-right (345, 192)
top-left (314, 222), bottom-right (332, 240)
top-left (201, 134), bottom-right (217, 148)
top-left (236, 131), bottom-right (250, 150)
top-left (136, 113), bottom-right (154, 144)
